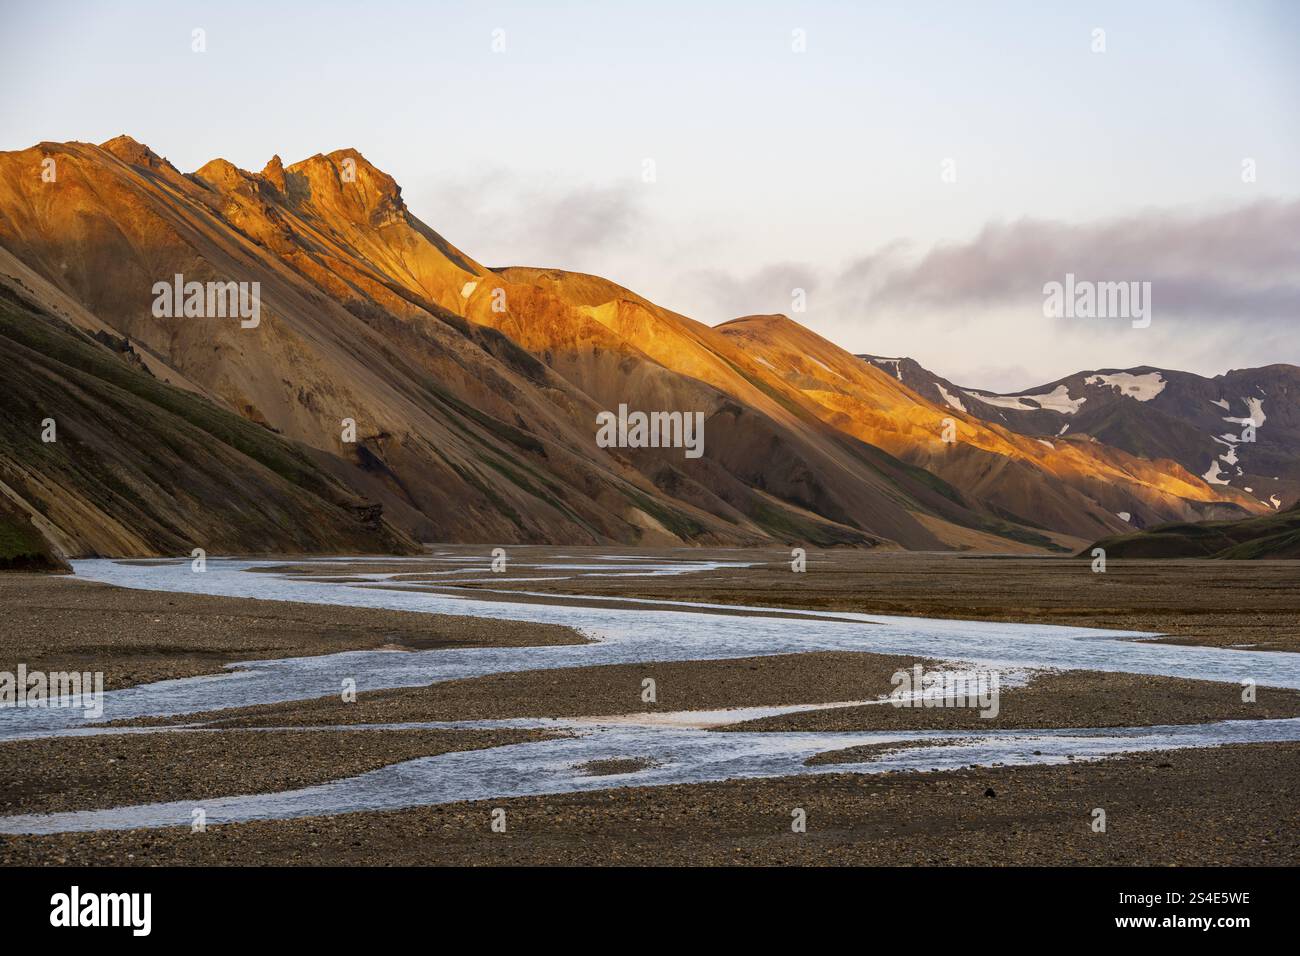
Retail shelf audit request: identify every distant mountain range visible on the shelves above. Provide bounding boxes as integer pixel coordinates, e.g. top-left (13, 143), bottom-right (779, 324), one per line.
top-left (0, 136), bottom-right (1290, 559)
top-left (861, 356), bottom-right (1299, 520)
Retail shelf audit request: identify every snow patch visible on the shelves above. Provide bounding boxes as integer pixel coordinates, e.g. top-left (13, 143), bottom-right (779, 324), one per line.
top-left (1212, 436), bottom-right (1239, 466)
top-left (1222, 397), bottom-right (1266, 430)
top-left (807, 355), bottom-right (843, 379)
top-left (1085, 371), bottom-right (1167, 401)
top-left (873, 358), bottom-right (904, 381)
top-left (963, 384), bottom-right (1086, 414)
top-left (1202, 459), bottom-right (1231, 486)
top-left (935, 383), bottom-right (966, 413)
top-left (1245, 397), bottom-right (1266, 427)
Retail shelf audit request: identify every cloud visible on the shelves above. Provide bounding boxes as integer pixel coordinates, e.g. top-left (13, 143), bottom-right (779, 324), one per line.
top-left (669, 200), bottom-right (1300, 389)
top-left (862, 199), bottom-right (1300, 323)
top-left (674, 261), bottom-right (822, 322)
top-left (409, 169), bottom-right (648, 272)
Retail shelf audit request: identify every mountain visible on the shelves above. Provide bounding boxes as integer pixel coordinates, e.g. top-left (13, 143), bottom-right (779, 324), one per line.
top-left (700, 317), bottom-right (1262, 539)
top-left (0, 280), bottom-right (416, 558)
top-left (491, 268), bottom-right (1086, 551)
top-left (0, 492), bottom-right (69, 571)
top-left (499, 274), bottom-right (1270, 546)
top-left (1087, 501), bottom-right (1300, 559)
top-left (0, 137), bottom-right (1007, 555)
top-left (0, 136), bottom-right (1269, 559)
top-left (862, 356), bottom-right (1300, 518)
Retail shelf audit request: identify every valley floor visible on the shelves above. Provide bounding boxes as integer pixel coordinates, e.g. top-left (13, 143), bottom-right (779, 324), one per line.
top-left (4, 743), bottom-right (1295, 866)
top-left (425, 546), bottom-right (1300, 652)
top-left (1, 550), bottom-right (1297, 866)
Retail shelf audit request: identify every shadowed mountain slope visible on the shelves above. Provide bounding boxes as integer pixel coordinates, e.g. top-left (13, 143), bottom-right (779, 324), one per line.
top-left (1087, 501), bottom-right (1300, 559)
top-left (0, 284), bottom-right (415, 557)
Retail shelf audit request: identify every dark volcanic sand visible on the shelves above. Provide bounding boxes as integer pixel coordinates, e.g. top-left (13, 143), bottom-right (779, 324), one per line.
top-left (2, 744), bottom-right (1294, 866)
top-left (4, 553), bottom-right (1297, 867)
top-left (0, 728), bottom-right (553, 817)
top-left (720, 668), bottom-right (1300, 732)
top-left (400, 547), bottom-right (1300, 652)
top-left (122, 651), bottom-right (924, 728)
top-left (120, 654), bottom-right (1300, 732)
top-left (0, 574), bottom-right (584, 690)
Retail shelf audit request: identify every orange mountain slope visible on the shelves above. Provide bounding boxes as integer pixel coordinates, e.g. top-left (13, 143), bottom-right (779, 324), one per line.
top-left (0, 137), bottom-right (1261, 556)
top-left (498, 270), bottom-right (1263, 540)
top-left (714, 314), bottom-right (1264, 536)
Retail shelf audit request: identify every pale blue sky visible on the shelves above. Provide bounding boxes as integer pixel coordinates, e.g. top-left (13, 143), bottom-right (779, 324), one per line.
top-left (2, 0), bottom-right (1297, 387)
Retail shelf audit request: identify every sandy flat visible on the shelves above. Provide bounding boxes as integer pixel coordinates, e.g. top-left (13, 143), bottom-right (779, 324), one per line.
top-left (0, 573), bottom-right (585, 690)
top-left (3, 743), bottom-right (1294, 866)
top-left (114, 653), bottom-right (1300, 732)
top-left (0, 727), bottom-right (553, 817)
top-left (401, 546), bottom-right (1300, 652)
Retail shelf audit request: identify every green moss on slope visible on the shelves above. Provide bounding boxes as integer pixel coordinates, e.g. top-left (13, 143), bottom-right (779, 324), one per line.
top-left (1085, 503), bottom-right (1300, 559)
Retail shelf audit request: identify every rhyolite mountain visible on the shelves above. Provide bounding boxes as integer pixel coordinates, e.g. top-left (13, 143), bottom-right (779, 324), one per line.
top-left (0, 136), bottom-right (1273, 559)
top-left (0, 281), bottom-right (417, 559)
top-left (862, 356), bottom-right (1300, 520)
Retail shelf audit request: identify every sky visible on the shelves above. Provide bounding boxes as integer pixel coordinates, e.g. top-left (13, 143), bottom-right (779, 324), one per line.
top-left (2, 0), bottom-right (1297, 390)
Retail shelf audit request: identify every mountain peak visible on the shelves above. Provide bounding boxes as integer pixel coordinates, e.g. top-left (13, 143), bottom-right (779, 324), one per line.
top-left (99, 134), bottom-right (174, 172)
top-left (716, 313), bottom-right (796, 331)
top-left (261, 154), bottom-right (287, 194)
top-left (288, 148), bottom-right (394, 190)
top-left (858, 355), bottom-right (918, 383)
top-left (99, 133), bottom-right (146, 152)
top-left (192, 157), bottom-right (250, 191)
top-left (285, 148), bottom-right (404, 218)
